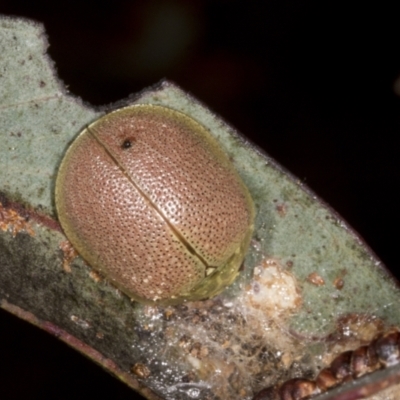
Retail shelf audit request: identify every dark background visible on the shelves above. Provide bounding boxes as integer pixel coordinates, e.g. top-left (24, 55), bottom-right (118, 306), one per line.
top-left (1, 1), bottom-right (400, 399)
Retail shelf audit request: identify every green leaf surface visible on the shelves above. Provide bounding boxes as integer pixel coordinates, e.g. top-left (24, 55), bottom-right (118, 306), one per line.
top-left (0, 17), bottom-right (101, 215)
top-left (0, 17), bottom-right (399, 400)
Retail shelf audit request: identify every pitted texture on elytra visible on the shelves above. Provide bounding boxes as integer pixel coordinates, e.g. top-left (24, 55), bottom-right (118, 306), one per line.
top-left (56, 105), bottom-right (254, 303)
top-left (56, 132), bottom-right (205, 301)
top-left (90, 106), bottom-right (252, 267)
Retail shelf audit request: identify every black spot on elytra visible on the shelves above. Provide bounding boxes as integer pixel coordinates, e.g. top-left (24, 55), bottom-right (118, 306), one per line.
top-left (121, 139), bottom-right (134, 149)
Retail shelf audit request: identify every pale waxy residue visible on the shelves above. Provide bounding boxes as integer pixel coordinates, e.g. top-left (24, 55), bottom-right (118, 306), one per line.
top-left (127, 254), bottom-right (397, 400)
top-left (70, 315), bottom-right (91, 330)
top-left (244, 258), bottom-right (302, 319)
top-left (127, 257), bottom-right (307, 399)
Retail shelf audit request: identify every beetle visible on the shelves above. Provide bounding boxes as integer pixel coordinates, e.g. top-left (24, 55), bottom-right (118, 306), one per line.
top-left (55, 104), bottom-right (254, 304)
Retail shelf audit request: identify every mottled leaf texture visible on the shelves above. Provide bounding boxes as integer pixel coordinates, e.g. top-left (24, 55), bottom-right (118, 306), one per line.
top-left (0, 16), bottom-right (399, 400)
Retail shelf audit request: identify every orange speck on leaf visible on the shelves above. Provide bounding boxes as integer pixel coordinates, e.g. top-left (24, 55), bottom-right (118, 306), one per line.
top-left (307, 272), bottom-right (325, 286)
top-left (0, 202), bottom-right (34, 237)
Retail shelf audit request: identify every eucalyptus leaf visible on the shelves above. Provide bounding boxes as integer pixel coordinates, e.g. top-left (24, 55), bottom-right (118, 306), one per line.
top-left (0, 16), bottom-right (399, 400)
